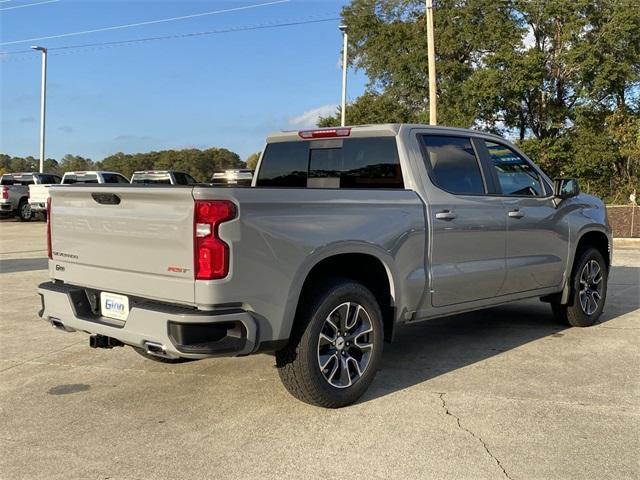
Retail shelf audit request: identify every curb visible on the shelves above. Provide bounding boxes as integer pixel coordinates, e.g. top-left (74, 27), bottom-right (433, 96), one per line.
top-left (613, 238), bottom-right (640, 248)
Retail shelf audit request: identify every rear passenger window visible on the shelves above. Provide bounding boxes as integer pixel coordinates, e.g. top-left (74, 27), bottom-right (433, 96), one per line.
top-left (421, 135), bottom-right (485, 195)
top-left (256, 137), bottom-right (403, 189)
top-left (36, 174), bottom-right (60, 184)
top-left (257, 141), bottom-right (309, 187)
top-left (102, 174), bottom-right (129, 184)
top-left (175, 173), bottom-right (197, 185)
top-left (173, 173), bottom-right (187, 185)
top-left (342, 138), bottom-right (403, 188)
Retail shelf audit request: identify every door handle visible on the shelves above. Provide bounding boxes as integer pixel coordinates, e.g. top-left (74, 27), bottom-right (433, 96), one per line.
top-left (435, 210), bottom-right (456, 220)
top-left (508, 209), bottom-right (525, 219)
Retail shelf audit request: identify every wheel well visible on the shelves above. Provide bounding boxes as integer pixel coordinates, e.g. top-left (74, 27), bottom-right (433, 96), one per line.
top-left (546, 230), bottom-right (611, 305)
top-left (575, 231), bottom-right (610, 271)
top-left (297, 253), bottom-right (395, 342)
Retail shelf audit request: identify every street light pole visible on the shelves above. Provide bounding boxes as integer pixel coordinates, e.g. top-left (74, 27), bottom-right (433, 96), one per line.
top-left (31, 45), bottom-right (47, 173)
top-left (426, 0), bottom-right (437, 125)
top-left (339, 25), bottom-right (348, 127)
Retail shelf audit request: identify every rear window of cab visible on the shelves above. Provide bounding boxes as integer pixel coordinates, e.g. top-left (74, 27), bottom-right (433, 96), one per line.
top-left (256, 137), bottom-right (404, 189)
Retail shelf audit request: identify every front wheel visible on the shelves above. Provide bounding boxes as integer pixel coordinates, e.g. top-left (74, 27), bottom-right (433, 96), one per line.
top-left (276, 279), bottom-right (384, 408)
top-left (551, 247), bottom-right (608, 327)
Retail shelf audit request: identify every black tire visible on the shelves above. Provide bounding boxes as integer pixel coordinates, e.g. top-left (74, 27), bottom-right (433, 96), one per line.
top-left (551, 247), bottom-right (608, 327)
top-left (276, 278), bottom-right (384, 408)
top-left (18, 199), bottom-right (31, 222)
top-left (132, 347), bottom-right (195, 364)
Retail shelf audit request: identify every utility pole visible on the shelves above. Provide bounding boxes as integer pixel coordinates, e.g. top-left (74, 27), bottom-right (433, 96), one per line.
top-left (31, 45), bottom-right (47, 173)
top-left (426, 0), bottom-right (437, 125)
top-left (339, 25), bottom-right (348, 127)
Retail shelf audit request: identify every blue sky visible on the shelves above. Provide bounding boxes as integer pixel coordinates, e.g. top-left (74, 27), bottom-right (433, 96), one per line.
top-left (0, 0), bottom-right (368, 161)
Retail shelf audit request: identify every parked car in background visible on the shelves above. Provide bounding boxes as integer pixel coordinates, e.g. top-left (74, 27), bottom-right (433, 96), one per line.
top-left (61, 171), bottom-right (130, 184)
top-left (38, 124), bottom-right (611, 408)
top-left (130, 170), bottom-right (198, 185)
top-left (29, 174), bottom-right (63, 220)
top-left (0, 172), bottom-right (61, 221)
top-left (211, 168), bottom-right (253, 186)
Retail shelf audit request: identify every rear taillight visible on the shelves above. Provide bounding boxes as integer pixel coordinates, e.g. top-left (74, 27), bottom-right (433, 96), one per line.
top-left (1, 186), bottom-right (8, 200)
top-left (46, 197), bottom-right (52, 259)
top-left (194, 200), bottom-right (236, 280)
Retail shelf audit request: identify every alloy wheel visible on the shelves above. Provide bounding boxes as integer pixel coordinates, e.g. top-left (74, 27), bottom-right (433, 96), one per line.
top-left (20, 202), bottom-right (31, 220)
top-left (578, 259), bottom-right (603, 316)
top-left (317, 302), bottom-right (374, 389)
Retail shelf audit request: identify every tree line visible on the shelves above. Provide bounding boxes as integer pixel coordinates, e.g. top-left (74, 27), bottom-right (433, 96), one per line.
top-left (0, 147), bottom-right (245, 182)
top-left (319, 0), bottom-right (639, 203)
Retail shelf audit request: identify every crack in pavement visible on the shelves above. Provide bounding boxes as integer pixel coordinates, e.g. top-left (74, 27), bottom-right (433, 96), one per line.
top-left (437, 392), bottom-right (514, 480)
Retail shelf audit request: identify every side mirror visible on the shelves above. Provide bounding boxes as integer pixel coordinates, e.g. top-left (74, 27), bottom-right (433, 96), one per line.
top-left (554, 178), bottom-right (580, 200)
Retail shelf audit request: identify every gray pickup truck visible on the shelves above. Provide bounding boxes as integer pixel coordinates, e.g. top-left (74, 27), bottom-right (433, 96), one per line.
top-left (1, 172), bottom-right (61, 221)
top-left (38, 124), bottom-right (611, 407)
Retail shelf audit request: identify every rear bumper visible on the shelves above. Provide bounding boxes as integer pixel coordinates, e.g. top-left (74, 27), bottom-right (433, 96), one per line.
top-left (29, 201), bottom-right (46, 212)
top-left (38, 281), bottom-right (258, 359)
top-left (0, 202), bottom-right (13, 212)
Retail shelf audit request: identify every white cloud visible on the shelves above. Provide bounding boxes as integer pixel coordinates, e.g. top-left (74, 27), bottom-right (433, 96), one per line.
top-left (288, 104), bottom-right (338, 128)
top-left (523, 26), bottom-right (535, 50)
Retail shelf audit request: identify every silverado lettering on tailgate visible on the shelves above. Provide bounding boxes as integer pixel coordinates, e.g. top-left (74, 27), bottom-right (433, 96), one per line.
top-left (55, 217), bottom-right (178, 239)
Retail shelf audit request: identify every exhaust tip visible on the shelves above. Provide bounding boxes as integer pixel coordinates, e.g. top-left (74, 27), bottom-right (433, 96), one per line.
top-left (144, 341), bottom-right (167, 357)
top-left (49, 317), bottom-right (75, 332)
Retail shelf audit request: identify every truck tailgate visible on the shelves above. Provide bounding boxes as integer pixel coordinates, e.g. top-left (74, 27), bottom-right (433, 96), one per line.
top-left (29, 184), bottom-right (49, 204)
top-left (49, 185), bottom-right (196, 305)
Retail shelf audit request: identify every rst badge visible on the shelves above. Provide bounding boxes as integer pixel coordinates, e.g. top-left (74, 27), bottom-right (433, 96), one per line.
top-left (100, 292), bottom-right (130, 321)
top-left (168, 266), bottom-right (189, 273)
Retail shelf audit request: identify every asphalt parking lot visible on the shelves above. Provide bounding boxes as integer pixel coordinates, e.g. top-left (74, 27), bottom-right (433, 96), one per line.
top-left (1, 219), bottom-right (638, 480)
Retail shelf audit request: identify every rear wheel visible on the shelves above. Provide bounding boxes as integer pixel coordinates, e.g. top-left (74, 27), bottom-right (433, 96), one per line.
top-left (18, 199), bottom-right (31, 222)
top-left (551, 247), bottom-right (607, 327)
top-left (276, 279), bottom-right (383, 408)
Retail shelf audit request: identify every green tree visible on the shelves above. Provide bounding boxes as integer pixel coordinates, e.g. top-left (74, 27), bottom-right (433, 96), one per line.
top-left (319, 91), bottom-right (417, 127)
top-left (1, 146), bottom-right (245, 183)
top-left (321, 0), bottom-right (525, 128)
top-left (101, 147), bottom-right (243, 181)
top-left (319, 0), bottom-right (640, 200)
top-left (245, 152), bottom-right (261, 170)
top-left (43, 158), bottom-right (60, 174)
top-left (60, 154), bottom-right (95, 172)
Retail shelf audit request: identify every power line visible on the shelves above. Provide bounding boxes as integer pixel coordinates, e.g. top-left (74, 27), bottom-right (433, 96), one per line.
top-left (0, 0), bottom-right (290, 46)
top-left (0, 16), bottom-right (341, 58)
top-left (0, 0), bottom-right (58, 11)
